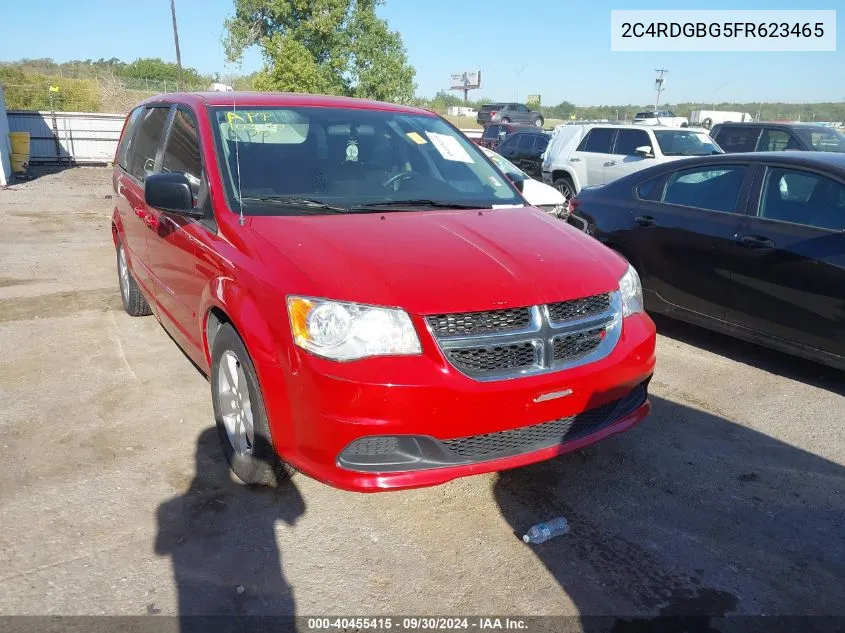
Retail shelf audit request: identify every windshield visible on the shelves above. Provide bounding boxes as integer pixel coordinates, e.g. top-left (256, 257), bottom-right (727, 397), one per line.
top-left (653, 130), bottom-right (723, 156)
top-left (209, 106), bottom-right (522, 215)
top-left (635, 112), bottom-right (656, 119)
top-left (794, 128), bottom-right (845, 152)
top-left (482, 148), bottom-right (527, 178)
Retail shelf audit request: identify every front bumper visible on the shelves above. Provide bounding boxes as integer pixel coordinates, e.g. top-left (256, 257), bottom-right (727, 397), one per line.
top-left (260, 313), bottom-right (656, 492)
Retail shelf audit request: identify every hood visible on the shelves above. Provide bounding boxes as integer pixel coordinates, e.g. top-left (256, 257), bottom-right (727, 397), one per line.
top-left (522, 179), bottom-right (565, 207)
top-left (249, 208), bottom-right (626, 315)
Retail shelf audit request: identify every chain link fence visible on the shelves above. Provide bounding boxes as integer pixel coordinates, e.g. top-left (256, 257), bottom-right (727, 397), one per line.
top-left (1, 75), bottom-right (209, 113)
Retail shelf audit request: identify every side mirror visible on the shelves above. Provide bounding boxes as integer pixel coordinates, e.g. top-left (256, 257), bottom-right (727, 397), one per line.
top-left (635, 145), bottom-right (654, 158)
top-left (145, 172), bottom-right (202, 216)
top-left (505, 171), bottom-right (525, 193)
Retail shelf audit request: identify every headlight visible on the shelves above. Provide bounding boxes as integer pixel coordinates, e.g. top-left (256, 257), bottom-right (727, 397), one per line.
top-left (538, 203), bottom-right (568, 218)
top-left (287, 296), bottom-right (422, 361)
top-left (618, 264), bottom-right (643, 317)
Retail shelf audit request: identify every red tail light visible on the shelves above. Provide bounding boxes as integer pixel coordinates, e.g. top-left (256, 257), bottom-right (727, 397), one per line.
top-left (490, 110), bottom-right (497, 117)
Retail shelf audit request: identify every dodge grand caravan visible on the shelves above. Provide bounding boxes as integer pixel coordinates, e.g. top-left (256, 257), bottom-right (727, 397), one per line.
top-left (111, 92), bottom-right (656, 492)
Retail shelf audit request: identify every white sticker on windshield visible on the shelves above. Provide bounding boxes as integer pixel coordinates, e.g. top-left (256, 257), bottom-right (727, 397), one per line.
top-left (425, 132), bottom-right (474, 163)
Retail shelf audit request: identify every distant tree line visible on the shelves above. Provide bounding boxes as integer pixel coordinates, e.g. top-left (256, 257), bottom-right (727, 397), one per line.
top-left (412, 90), bottom-right (845, 123)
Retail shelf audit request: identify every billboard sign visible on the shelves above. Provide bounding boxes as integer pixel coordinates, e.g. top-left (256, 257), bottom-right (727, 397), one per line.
top-left (526, 94), bottom-right (541, 105)
top-left (450, 71), bottom-right (482, 90)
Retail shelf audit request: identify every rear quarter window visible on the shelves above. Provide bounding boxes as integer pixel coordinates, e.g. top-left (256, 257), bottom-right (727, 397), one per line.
top-left (713, 126), bottom-right (759, 153)
top-left (116, 107), bottom-right (144, 171)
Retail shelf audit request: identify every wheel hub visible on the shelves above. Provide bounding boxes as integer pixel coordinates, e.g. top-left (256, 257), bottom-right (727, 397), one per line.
top-left (217, 351), bottom-right (255, 455)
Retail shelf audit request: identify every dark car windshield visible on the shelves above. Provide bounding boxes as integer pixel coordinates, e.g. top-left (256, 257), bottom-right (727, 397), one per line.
top-left (793, 127), bottom-right (845, 152)
top-left (209, 106), bottom-right (522, 215)
top-left (635, 112), bottom-right (656, 119)
top-left (653, 130), bottom-right (723, 156)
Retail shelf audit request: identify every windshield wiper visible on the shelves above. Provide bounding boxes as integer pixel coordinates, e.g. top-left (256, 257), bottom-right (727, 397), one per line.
top-left (349, 199), bottom-right (489, 212)
top-left (239, 196), bottom-right (348, 213)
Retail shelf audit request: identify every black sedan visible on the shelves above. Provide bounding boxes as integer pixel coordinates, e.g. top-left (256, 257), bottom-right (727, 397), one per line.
top-left (569, 152), bottom-right (845, 370)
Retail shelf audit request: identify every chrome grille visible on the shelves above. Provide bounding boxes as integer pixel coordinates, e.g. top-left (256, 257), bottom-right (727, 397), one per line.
top-left (553, 327), bottom-right (604, 361)
top-left (427, 307), bottom-right (530, 337)
top-left (447, 342), bottom-right (537, 376)
top-left (548, 293), bottom-right (610, 323)
top-left (428, 292), bottom-right (622, 381)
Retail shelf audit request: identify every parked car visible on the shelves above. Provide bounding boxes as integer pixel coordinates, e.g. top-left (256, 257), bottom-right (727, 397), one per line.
top-left (542, 124), bottom-right (722, 204)
top-left (632, 110), bottom-right (689, 128)
top-left (477, 123), bottom-right (537, 151)
top-left (112, 92), bottom-right (656, 492)
top-left (479, 146), bottom-right (567, 218)
top-left (495, 129), bottom-right (550, 179)
top-left (710, 122), bottom-right (845, 154)
top-left (568, 152), bottom-right (845, 369)
top-left (689, 110), bottom-right (753, 130)
top-left (477, 103), bottom-right (545, 128)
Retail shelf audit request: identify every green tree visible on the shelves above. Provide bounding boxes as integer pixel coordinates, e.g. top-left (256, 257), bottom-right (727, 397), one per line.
top-left (224, 0), bottom-right (416, 103)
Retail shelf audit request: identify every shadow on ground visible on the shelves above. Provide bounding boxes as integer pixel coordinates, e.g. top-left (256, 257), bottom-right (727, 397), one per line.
top-left (652, 314), bottom-right (845, 396)
top-left (495, 394), bottom-right (845, 625)
top-left (155, 428), bottom-right (305, 631)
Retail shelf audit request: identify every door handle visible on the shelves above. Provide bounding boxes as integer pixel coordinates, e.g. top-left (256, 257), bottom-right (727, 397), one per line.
top-left (569, 157), bottom-right (581, 162)
top-left (634, 215), bottom-right (656, 227)
top-left (604, 161), bottom-right (617, 166)
top-left (143, 214), bottom-right (159, 230)
top-left (738, 235), bottom-right (775, 249)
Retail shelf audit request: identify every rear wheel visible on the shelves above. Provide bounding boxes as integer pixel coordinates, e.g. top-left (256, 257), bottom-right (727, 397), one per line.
top-left (211, 323), bottom-right (294, 487)
top-left (116, 241), bottom-right (152, 317)
top-left (501, 117), bottom-right (511, 124)
top-left (702, 118), bottom-right (713, 130)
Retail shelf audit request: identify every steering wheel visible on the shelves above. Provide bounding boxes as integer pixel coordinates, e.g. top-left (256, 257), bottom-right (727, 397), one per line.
top-left (382, 171), bottom-right (420, 189)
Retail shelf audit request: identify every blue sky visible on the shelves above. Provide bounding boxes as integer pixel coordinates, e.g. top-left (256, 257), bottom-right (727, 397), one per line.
top-left (0, 0), bottom-right (842, 105)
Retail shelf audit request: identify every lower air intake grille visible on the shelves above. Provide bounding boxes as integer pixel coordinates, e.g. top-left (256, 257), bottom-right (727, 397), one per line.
top-left (442, 385), bottom-right (646, 460)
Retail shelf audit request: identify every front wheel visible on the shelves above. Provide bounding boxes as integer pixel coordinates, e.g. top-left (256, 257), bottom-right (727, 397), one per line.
top-left (553, 176), bottom-right (576, 205)
top-left (211, 323), bottom-right (295, 487)
top-left (116, 241), bottom-right (152, 317)
top-left (534, 117), bottom-right (544, 128)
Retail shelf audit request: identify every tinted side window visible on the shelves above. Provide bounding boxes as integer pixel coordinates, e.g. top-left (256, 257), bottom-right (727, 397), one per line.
top-left (517, 104), bottom-right (529, 112)
top-left (614, 129), bottom-right (651, 155)
top-left (662, 165), bottom-right (747, 213)
top-left (483, 125), bottom-right (500, 140)
top-left (713, 126), bottom-right (759, 152)
top-left (636, 175), bottom-right (664, 200)
top-left (759, 167), bottom-right (845, 231)
top-left (116, 107), bottom-right (144, 171)
top-left (756, 129), bottom-right (801, 151)
top-left (128, 107), bottom-right (170, 181)
top-left (161, 109), bottom-right (203, 197)
top-left (517, 135), bottom-right (534, 150)
top-left (578, 128), bottom-right (615, 153)
top-left (497, 136), bottom-right (518, 153)
top-left (534, 136), bottom-right (549, 153)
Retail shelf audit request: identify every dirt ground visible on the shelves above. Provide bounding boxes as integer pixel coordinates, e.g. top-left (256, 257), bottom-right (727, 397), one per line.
top-left (0, 168), bottom-right (843, 622)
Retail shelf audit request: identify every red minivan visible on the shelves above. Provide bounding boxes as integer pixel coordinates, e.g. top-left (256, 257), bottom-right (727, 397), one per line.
top-left (111, 92), bottom-right (656, 492)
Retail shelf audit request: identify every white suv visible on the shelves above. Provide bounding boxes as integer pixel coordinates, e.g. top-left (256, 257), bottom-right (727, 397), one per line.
top-left (541, 124), bottom-right (722, 202)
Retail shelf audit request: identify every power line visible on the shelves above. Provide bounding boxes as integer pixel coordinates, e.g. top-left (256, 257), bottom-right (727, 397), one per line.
top-left (654, 68), bottom-right (668, 109)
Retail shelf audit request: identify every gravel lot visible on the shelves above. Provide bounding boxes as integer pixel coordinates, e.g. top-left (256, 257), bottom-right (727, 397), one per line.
top-left (0, 168), bottom-right (843, 622)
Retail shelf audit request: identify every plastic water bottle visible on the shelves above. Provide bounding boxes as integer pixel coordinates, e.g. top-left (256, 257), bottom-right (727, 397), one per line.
top-left (522, 517), bottom-right (569, 544)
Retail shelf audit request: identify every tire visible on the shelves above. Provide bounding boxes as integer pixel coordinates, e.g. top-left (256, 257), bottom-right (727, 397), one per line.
top-left (702, 118), bottom-right (713, 130)
top-left (211, 323), bottom-right (294, 487)
top-left (680, 122), bottom-right (689, 128)
top-left (534, 116), bottom-right (544, 128)
top-left (116, 240), bottom-right (152, 317)
top-left (553, 176), bottom-right (576, 204)
top-left (501, 117), bottom-right (511, 124)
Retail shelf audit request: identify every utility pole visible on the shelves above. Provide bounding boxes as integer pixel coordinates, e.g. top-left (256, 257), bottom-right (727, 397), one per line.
top-left (654, 68), bottom-right (668, 109)
top-left (170, 0), bottom-right (183, 91)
